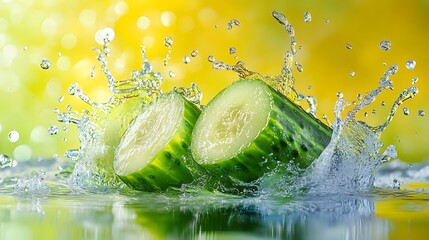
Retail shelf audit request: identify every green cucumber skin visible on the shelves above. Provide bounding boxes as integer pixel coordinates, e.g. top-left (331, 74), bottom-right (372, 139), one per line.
top-left (199, 79), bottom-right (333, 183)
top-left (117, 94), bottom-right (201, 191)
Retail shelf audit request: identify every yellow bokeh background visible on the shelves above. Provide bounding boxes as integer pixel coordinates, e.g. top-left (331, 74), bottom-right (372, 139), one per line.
top-left (0, 0), bottom-right (428, 163)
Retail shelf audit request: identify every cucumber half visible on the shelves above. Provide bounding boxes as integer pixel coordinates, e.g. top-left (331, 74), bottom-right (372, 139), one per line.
top-left (113, 91), bottom-right (201, 191)
top-left (191, 79), bottom-right (332, 183)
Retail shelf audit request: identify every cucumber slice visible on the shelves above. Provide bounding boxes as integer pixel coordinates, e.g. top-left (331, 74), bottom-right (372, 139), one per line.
top-left (191, 79), bottom-right (332, 183)
top-left (114, 91), bottom-right (201, 191)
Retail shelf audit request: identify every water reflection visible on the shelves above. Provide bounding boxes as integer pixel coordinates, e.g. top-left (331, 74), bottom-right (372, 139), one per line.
top-left (0, 191), bottom-right (392, 240)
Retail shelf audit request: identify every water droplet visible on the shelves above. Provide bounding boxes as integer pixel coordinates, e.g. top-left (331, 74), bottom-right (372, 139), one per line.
top-left (168, 71), bottom-right (176, 78)
top-left (90, 66), bottom-right (96, 78)
top-left (411, 77), bottom-right (418, 85)
top-left (364, 112), bottom-right (368, 117)
top-left (304, 11), bottom-right (312, 22)
top-left (0, 154), bottom-right (16, 169)
top-left (65, 149), bottom-right (80, 161)
top-left (349, 71), bottom-right (355, 77)
top-left (403, 107), bottom-right (409, 116)
top-left (62, 126), bottom-right (68, 131)
top-left (8, 130), bottom-right (20, 142)
top-left (393, 179), bottom-right (401, 189)
top-left (229, 47), bottom-right (236, 55)
top-left (295, 62), bottom-right (304, 72)
top-left (191, 50), bottom-right (198, 57)
top-left (272, 11), bottom-right (288, 25)
top-left (372, 109), bottom-right (376, 114)
top-left (336, 92), bottom-right (343, 98)
top-left (381, 101), bottom-right (386, 106)
top-left (380, 40), bottom-right (391, 51)
top-left (418, 110), bottom-right (425, 117)
top-left (406, 59), bottom-right (416, 70)
top-left (58, 95), bottom-right (64, 103)
top-left (299, 45), bottom-right (303, 50)
top-left (23, 46), bottom-right (28, 51)
top-left (183, 56), bottom-right (191, 64)
top-left (384, 64), bottom-right (398, 77)
top-left (164, 36), bottom-right (173, 47)
top-left (48, 126), bottom-right (59, 135)
top-left (227, 19), bottom-right (240, 29)
top-left (345, 43), bottom-right (352, 50)
top-left (66, 105), bottom-right (72, 111)
top-left (68, 82), bottom-right (78, 95)
top-left (357, 93), bottom-right (362, 100)
top-left (40, 58), bottom-right (51, 70)
top-left (62, 137), bottom-right (67, 142)
top-left (324, 19), bottom-right (330, 23)
top-left (53, 108), bottom-right (60, 114)
top-left (58, 52), bottom-right (62, 57)
top-left (207, 55), bottom-right (215, 62)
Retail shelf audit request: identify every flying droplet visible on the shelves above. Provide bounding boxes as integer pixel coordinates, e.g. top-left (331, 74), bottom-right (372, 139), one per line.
top-left (227, 19), bottom-right (240, 29)
top-left (403, 107), bottom-right (409, 116)
top-left (295, 62), bottom-right (304, 72)
top-left (406, 59), bottom-right (416, 70)
top-left (349, 71), bottom-right (355, 77)
top-left (207, 55), bottom-right (215, 62)
top-left (411, 77), bottom-right (418, 85)
top-left (66, 105), bottom-right (72, 111)
top-left (357, 93), bottom-right (362, 100)
top-left (324, 19), bottom-right (330, 23)
top-left (229, 47), bottom-right (236, 55)
top-left (164, 36), bottom-right (173, 47)
top-left (183, 56), bottom-right (191, 64)
top-left (304, 11), bottom-right (312, 22)
top-left (336, 92), bottom-right (343, 98)
top-left (58, 96), bottom-right (64, 103)
top-left (364, 112), bottom-right (368, 117)
top-left (0, 154), bottom-right (16, 169)
top-left (418, 110), bottom-right (425, 117)
top-left (8, 130), bottom-right (19, 142)
top-left (346, 43), bottom-right (352, 50)
top-left (48, 126), bottom-right (59, 135)
top-left (190, 50), bottom-right (198, 57)
top-left (372, 109), bottom-right (376, 114)
top-left (380, 40), bottom-right (391, 51)
top-left (40, 58), bottom-right (51, 70)
top-left (169, 71), bottom-right (176, 78)
top-left (62, 126), bottom-right (68, 131)
top-left (381, 101), bottom-right (386, 106)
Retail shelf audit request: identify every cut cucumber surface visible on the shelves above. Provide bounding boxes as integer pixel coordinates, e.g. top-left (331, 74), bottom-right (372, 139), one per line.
top-left (114, 91), bottom-right (201, 191)
top-left (191, 79), bottom-right (332, 183)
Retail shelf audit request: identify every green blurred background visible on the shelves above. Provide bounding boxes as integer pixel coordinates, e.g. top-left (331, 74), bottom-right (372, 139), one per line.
top-left (0, 0), bottom-right (428, 162)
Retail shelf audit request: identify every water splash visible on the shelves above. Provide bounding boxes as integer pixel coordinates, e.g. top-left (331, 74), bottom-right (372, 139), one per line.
top-left (210, 11), bottom-right (317, 116)
top-left (302, 66), bottom-right (418, 194)
top-left (58, 36), bottom-right (202, 191)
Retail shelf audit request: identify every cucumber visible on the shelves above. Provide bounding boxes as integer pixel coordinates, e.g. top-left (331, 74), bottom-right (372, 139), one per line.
top-left (113, 91), bottom-right (201, 191)
top-left (191, 79), bottom-right (332, 183)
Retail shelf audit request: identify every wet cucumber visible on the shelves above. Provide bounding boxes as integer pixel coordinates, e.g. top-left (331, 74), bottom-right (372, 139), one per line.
top-left (113, 91), bottom-right (201, 191)
top-left (191, 79), bottom-right (332, 183)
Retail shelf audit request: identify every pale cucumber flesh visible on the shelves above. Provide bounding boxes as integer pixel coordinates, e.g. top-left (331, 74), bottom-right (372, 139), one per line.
top-left (113, 92), bottom-right (200, 191)
top-left (191, 79), bottom-right (332, 183)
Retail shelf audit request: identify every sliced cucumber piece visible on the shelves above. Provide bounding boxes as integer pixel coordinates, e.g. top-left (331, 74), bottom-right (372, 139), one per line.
top-left (114, 91), bottom-right (201, 191)
top-left (191, 79), bottom-right (332, 183)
